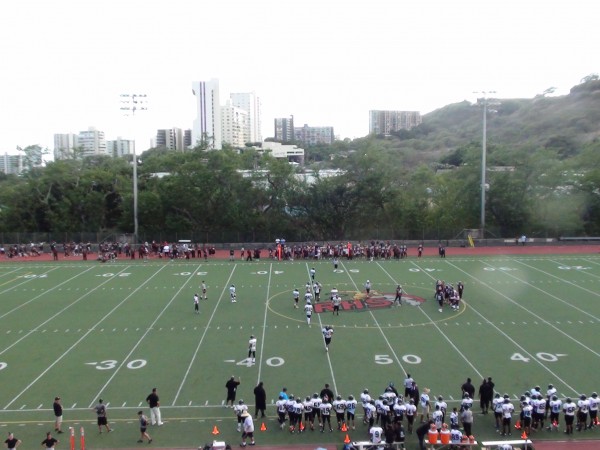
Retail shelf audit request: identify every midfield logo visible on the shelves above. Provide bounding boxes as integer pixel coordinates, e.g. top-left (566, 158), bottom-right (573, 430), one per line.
top-left (313, 291), bottom-right (425, 313)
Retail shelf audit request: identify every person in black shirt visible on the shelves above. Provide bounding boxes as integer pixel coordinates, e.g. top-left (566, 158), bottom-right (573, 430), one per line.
top-left (41, 432), bottom-right (58, 449)
top-left (320, 384), bottom-right (334, 403)
top-left (145, 388), bottom-right (163, 426)
top-left (52, 398), bottom-right (63, 434)
top-left (253, 381), bottom-right (267, 418)
top-left (4, 432), bottom-right (21, 450)
top-left (461, 378), bottom-right (475, 399)
top-left (225, 376), bottom-right (241, 407)
top-left (416, 420), bottom-right (433, 450)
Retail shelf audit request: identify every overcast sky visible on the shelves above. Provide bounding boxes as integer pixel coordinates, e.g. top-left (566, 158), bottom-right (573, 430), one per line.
top-left (0, 0), bottom-right (596, 156)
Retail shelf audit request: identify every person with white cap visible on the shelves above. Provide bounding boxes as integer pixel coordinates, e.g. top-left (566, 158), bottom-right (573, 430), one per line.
top-left (364, 280), bottom-right (372, 297)
top-left (240, 410), bottom-right (255, 446)
top-left (248, 336), bottom-right (257, 364)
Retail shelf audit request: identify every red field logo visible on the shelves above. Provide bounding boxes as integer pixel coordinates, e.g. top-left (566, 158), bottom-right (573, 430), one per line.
top-left (314, 291), bottom-right (425, 313)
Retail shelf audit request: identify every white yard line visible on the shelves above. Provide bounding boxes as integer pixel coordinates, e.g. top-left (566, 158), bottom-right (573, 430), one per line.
top-left (341, 261), bottom-right (409, 377)
top-left (4, 264), bottom-right (151, 409)
top-left (440, 260), bottom-right (581, 394)
top-left (306, 263), bottom-right (338, 395)
top-left (90, 264), bottom-right (201, 408)
top-left (172, 264), bottom-right (238, 405)
top-left (256, 263), bottom-right (272, 384)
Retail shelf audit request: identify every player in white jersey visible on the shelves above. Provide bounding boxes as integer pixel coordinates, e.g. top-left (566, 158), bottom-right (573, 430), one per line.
top-left (369, 424), bottom-right (383, 445)
top-left (588, 392), bottom-right (599, 429)
top-left (521, 402), bottom-right (533, 435)
top-left (276, 395), bottom-right (288, 429)
top-left (201, 281), bottom-right (207, 299)
top-left (292, 288), bottom-right (300, 308)
top-left (311, 393), bottom-right (323, 427)
top-left (501, 396), bottom-right (515, 436)
top-left (346, 395), bottom-right (357, 430)
top-left (247, 335), bottom-right (257, 364)
top-left (332, 395), bottom-right (346, 430)
top-left (563, 397), bottom-right (576, 434)
top-left (304, 301), bottom-right (313, 325)
top-left (361, 389), bottom-right (372, 423)
top-left (535, 395), bottom-right (547, 430)
top-left (393, 399), bottom-right (406, 424)
top-left (460, 394), bottom-right (473, 412)
top-left (330, 287), bottom-right (338, 300)
top-left (291, 398), bottom-right (304, 433)
top-left (234, 400), bottom-right (248, 432)
top-left (420, 389), bottom-right (431, 423)
top-left (546, 384), bottom-right (557, 418)
top-left (320, 398), bottom-right (333, 432)
top-left (313, 282), bottom-right (321, 301)
top-left (364, 280), bottom-right (372, 296)
top-left (193, 293), bottom-right (200, 314)
top-left (286, 396), bottom-right (297, 431)
top-left (332, 294), bottom-right (342, 315)
top-left (577, 394), bottom-right (590, 431)
top-left (322, 325), bottom-right (334, 352)
top-left (310, 267), bottom-right (316, 280)
top-left (435, 396), bottom-right (448, 423)
top-left (383, 387), bottom-right (397, 404)
top-left (432, 404), bottom-right (444, 430)
top-left (303, 396), bottom-right (314, 431)
top-left (230, 284), bottom-right (237, 302)
top-left (450, 427), bottom-right (462, 445)
top-left (405, 399), bottom-right (417, 434)
top-left (304, 291), bottom-right (313, 304)
top-left (547, 395), bottom-right (562, 431)
top-left (364, 400), bottom-right (376, 428)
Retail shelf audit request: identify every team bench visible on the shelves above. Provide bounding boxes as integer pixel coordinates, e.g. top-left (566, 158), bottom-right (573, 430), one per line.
top-left (423, 439), bottom-right (478, 449)
top-left (351, 441), bottom-right (405, 450)
top-left (480, 439), bottom-right (533, 449)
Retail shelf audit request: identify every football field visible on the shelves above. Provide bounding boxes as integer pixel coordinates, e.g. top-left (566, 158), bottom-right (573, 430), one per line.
top-left (1, 254), bottom-right (600, 448)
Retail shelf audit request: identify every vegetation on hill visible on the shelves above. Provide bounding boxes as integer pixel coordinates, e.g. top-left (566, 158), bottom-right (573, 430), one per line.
top-left (1, 78), bottom-right (599, 242)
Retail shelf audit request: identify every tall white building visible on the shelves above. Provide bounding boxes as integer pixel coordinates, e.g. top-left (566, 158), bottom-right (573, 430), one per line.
top-left (230, 92), bottom-right (262, 143)
top-left (106, 137), bottom-right (135, 158)
top-left (221, 101), bottom-right (250, 148)
top-left (78, 127), bottom-right (108, 157)
top-left (54, 133), bottom-right (79, 160)
top-left (155, 128), bottom-right (191, 151)
top-left (192, 79), bottom-right (221, 150)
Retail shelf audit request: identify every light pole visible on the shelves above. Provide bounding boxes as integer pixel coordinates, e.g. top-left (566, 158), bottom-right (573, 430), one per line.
top-left (473, 91), bottom-right (495, 238)
top-left (120, 94), bottom-right (147, 244)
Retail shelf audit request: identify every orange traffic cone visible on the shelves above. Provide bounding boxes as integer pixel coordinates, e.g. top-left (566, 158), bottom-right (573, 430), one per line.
top-left (515, 420), bottom-right (521, 430)
top-left (299, 421), bottom-right (305, 432)
top-left (341, 422), bottom-right (348, 432)
top-left (260, 422), bottom-right (267, 432)
top-left (521, 431), bottom-right (528, 439)
top-left (212, 425), bottom-right (220, 435)
top-left (344, 434), bottom-right (351, 444)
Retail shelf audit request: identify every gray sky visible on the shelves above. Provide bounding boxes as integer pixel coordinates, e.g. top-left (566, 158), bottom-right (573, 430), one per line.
top-left (0, 0), bottom-right (596, 155)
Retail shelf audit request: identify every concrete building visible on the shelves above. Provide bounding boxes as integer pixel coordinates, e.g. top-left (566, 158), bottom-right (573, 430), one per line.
top-left (259, 141), bottom-right (304, 165)
top-left (0, 153), bottom-right (23, 174)
top-left (369, 110), bottom-right (422, 135)
top-left (230, 92), bottom-right (262, 143)
top-left (155, 128), bottom-right (191, 151)
top-left (78, 127), bottom-right (108, 157)
top-left (294, 124), bottom-right (335, 146)
top-left (274, 116), bottom-right (295, 142)
top-left (192, 79), bottom-right (221, 150)
top-left (53, 133), bottom-right (79, 160)
top-left (106, 137), bottom-right (135, 158)
top-left (221, 101), bottom-right (250, 148)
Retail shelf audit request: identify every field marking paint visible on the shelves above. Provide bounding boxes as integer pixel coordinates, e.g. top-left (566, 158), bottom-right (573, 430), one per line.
top-left (443, 260), bottom-right (581, 394)
top-left (306, 263), bottom-right (338, 395)
top-left (381, 261), bottom-right (485, 379)
top-left (0, 267), bottom-right (69, 320)
top-left (256, 263), bottom-right (273, 384)
top-left (3, 264), bottom-right (156, 409)
top-left (172, 264), bottom-right (238, 405)
top-left (344, 262), bottom-right (409, 376)
top-left (89, 264), bottom-right (199, 408)
top-left (0, 265), bottom-right (114, 356)
top-left (477, 261), bottom-right (600, 357)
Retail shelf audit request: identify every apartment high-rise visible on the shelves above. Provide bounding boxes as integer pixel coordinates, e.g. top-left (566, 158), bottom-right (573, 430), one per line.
top-left (369, 110), bottom-right (422, 135)
top-left (106, 137), bottom-right (135, 158)
top-left (156, 128), bottom-right (191, 151)
top-left (294, 124), bottom-right (335, 146)
top-left (221, 101), bottom-right (250, 148)
top-left (78, 127), bottom-right (107, 157)
top-left (192, 79), bottom-right (221, 150)
top-left (274, 116), bottom-right (295, 142)
top-left (53, 133), bottom-right (79, 160)
top-left (230, 92), bottom-right (262, 143)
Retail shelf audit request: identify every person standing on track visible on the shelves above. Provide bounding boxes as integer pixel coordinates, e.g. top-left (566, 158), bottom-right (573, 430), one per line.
top-left (93, 398), bottom-right (112, 433)
top-left (145, 388), bottom-right (163, 426)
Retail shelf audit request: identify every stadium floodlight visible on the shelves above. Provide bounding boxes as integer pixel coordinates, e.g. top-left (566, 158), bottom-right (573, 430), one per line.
top-left (119, 94), bottom-right (148, 244)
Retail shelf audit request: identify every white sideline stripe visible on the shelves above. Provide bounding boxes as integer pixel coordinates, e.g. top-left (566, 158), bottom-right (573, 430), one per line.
top-left (477, 260), bottom-right (600, 358)
top-left (0, 267), bottom-right (24, 279)
top-left (90, 264), bottom-right (200, 408)
top-left (171, 264), bottom-right (238, 405)
top-left (256, 263), bottom-right (272, 383)
top-left (0, 266), bottom-right (66, 320)
top-left (344, 261), bottom-right (409, 378)
top-left (0, 265), bottom-right (114, 356)
top-left (380, 261), bottom-right (484, 379)
top-left (306, 263), bottom-right (338, 395)
top-left (3, 265), bottom-right (139, 409)
top-left (443, 260), bottom-right (580, 394)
